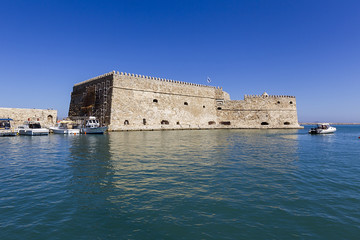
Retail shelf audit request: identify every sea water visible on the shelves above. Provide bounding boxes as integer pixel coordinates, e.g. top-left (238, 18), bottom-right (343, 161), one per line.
top-left (1, 126), bottom-right (360, 239)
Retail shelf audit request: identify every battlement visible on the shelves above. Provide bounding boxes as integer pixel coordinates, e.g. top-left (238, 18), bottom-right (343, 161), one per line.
top-left (74, 70), bottom-right (220, 89)
top-left (116, 71), bottom-right (220, 89)
top-left (244, 94), bottom-right (295, 99)
top-left (74, 71), bottom-right (115, 87)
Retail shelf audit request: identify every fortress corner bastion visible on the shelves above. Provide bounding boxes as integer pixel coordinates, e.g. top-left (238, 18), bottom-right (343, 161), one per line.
top-left (68, 71), bottom-right (302, 131)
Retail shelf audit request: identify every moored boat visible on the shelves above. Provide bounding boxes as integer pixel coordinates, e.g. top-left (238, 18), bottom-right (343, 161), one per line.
top-left (0, 118), bottom-right (17, 137)
top-left (80, 116), bottom-right (107, 134)
top-left (18, 121), bottom-right (49, 136)
top-left (308, 123), bottom-right (336, 134)
top-left (50, 120), bottom-right (80, 134)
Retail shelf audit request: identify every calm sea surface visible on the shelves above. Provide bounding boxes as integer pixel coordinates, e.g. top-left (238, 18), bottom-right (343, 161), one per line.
top-left (1, 126), bottom-right (360, 239)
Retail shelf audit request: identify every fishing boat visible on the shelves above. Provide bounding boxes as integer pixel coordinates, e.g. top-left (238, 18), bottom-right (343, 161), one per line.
top-left (308, 123), bottom-right (336, 134)
top-left (0, 118), bottom-right (17, 137)
top-left (80, 116), bottom-right (107, 134)
top-left (18, 121), bottom-right (49, 136)
top-left (50, 120), bottom-right (80, 134)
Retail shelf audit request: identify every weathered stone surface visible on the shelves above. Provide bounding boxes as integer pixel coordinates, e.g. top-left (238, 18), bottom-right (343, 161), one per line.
top-left (0, 108), bottom-right (57, 127)
top-left (68, 71), bottom-right (302, 131)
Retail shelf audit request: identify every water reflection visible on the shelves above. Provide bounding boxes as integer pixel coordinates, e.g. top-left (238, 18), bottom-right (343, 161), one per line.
top-left (104, 130), bottom-right (300, 205)
top-left (65, 129), bottom-right (301, 207)
top-left (68, 134), bottom-right (114, 209)
top-left (2, 127), bottom-right (360, 239)
top-left (65, 129), bottom-right (302, 238)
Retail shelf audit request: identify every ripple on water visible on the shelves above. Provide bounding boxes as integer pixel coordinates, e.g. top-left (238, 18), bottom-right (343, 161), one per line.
top-left (1, 127), bottom-right (360, 239)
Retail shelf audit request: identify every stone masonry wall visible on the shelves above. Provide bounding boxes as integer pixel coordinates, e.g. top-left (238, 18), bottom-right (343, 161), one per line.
top-left (69, 71), bottom-right (302, 131)
top-left (68, 72), bottom-right (113, 126)
top-left (0, 108), bottom-right (57, 128)
top-left (216, 94), bottom-right (300, 128)
top-left (109, 72), bottom-right (220, 131)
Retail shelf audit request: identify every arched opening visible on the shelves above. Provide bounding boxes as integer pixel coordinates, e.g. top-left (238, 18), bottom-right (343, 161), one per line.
top-left (203, 105), bottom-right (206, 108)
top-left (47, 115), bottom-right (53, 123)
top-left (176, 121), bottom-right (180, 125)
top-left (261, 122), bottom-right (269, 125)
top-left (143, 119), bottom-right (146, 125)
top-left (220, 121), bottom-right (231, 125)
top-left (284, 122), bottom-right (290, 125)
top-left (124, 120), bottom-right (129, 125)
top-left (208, 121), bottom-right (216, 125)
top-left (153, 99), bottom-right (158, 103)
top-left (289, 101), bottom-right (293, 104)
top-left (184, 102), bottom-right (188, 106)
top-left (277, 101), bottom-right (280, 104)
top-left (161, 120), bottom-right (169, 125)
top-left (217, 107), bottom-right (222, 110)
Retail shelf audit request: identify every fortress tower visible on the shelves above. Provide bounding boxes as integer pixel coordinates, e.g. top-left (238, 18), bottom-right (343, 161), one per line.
top-left (68, 71), bottom-right (302, 131)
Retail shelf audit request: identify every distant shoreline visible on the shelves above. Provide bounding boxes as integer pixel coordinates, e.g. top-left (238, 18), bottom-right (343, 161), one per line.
top-left (300, 123), bottom-right (360, 125)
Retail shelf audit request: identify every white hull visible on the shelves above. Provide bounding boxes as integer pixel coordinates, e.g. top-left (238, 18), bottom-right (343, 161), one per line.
top-left (317, 128), bottom-right (336, 134)
top-left (18, 128), bottom-right (49, 136)
top-left (51, 127), bottom-right (80, 134)
top-left (309, 124), bottom-right (336, 134)
top-left (81, 126), bottom-right (107, 134)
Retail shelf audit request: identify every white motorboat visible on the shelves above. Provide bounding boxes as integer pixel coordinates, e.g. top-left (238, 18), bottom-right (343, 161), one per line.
top-left (80, 116), bottom-right (107, 134)
top-left (50, 120), bottom-right (80, 135)
top-left (18, 121), bottom-right (49, 136)
top-left (308, 123), bottom-right (336, 134)
top-left (0, 118), bottom-right (17, 137)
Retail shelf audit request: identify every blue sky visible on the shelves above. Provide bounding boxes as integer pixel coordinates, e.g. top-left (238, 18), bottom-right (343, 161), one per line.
top-left (1, 0), bottom-right (359, 122)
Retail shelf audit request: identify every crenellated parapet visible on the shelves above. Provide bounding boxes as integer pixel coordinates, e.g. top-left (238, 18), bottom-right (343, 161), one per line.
top-left (74, 71), bottom-right (116, 87)
top-left (244, 94), bottom-right (295, 99)
top-left (75, 70), bottom-right (221, 90)
top-left (115, 71), bottom-right (217, 89)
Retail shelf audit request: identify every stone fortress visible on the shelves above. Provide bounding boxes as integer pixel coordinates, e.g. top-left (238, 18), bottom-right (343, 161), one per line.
top-left (69, 71), bottom-right (302, 131)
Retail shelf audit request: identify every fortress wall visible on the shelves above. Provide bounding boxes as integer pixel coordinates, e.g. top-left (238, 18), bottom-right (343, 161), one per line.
top-left (215, 95), bottom-right (300, 128)
top-left (109, 73), bottom-right (219, 130)
top-left (69, 71), bottom-right (302, 130)
top-left (216, 109), bottom-right (299, 128)
top-left (220, 95), bottom-right (297, 110)
top-left (0, 108), bottom-right (57, 127)
top-left (243, 95), bottom-right (297, 109)
top-left (68, 73), bottom-right (114, 125)
top-left (113, 72), bottom-right (218, 99)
